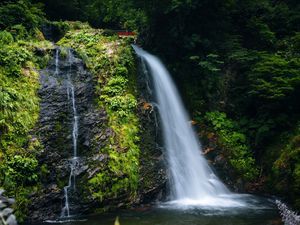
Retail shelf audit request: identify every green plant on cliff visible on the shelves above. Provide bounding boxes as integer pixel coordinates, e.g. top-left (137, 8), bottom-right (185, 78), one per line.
top-left (271, 124), bottom-right (300, 208)
top-left (58, 26), bottom-right (140, 205)
top-left (0, 0), bottom-right (45, 37)
top-left (205, 111), bottom-right (258, 181)
top-left (0, 16), bottom-right (52, 219)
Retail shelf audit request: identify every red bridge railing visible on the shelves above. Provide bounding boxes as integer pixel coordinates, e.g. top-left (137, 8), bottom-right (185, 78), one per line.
top-left (116, 31), bottom-right (136, 37)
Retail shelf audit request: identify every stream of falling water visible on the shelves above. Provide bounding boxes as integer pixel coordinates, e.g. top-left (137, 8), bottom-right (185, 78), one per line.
top-left (58, 48), bottom-right (79, 218)
top-left (133, 45), bottom-right (248, 208)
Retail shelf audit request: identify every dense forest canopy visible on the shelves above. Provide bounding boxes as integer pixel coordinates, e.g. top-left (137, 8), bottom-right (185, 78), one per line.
top-left (1, 0), bottom-right (300, 215)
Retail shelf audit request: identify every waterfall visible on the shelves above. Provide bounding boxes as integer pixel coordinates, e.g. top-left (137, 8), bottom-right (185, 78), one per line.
top-left (59, 49), bottom-right (80, 218)
top-left (54, 48), bottom-right (59, 76)
top-left (67, 49), bottom-right (79, 158)
top-left (133, 45), bottom-right (246, 207)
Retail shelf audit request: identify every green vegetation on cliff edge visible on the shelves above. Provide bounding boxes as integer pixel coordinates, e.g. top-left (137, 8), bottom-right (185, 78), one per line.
top-left (0, 0), bottom-right (54, 220)
top-left (58, 26), bottom-right (140, 205)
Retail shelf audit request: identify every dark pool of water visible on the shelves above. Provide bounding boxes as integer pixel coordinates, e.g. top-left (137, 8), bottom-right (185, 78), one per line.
top-left (34, 196), bottom-right (282, 225)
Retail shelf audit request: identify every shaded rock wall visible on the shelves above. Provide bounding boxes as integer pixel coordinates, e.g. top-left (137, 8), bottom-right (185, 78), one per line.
top-left (136, 57), bottom-right (168, 203)
top-left (29, 48), bottom-right (109, 221)
top-left (28, 45), bottom-right (169, 222)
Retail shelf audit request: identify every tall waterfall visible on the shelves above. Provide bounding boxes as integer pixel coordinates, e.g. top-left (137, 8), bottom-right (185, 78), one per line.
top-left (53, 48), bottom-right (80, 218)
top-left (133, 45), bottom-right (245, 207)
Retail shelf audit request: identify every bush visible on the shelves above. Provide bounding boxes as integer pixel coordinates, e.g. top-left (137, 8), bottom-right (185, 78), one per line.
top-left (0, 155), bottom-right (39, 187)
top-left (0, 31), bottom-right (13, 45)
top-left (205, 111), bottom-right (258, 180)
top-left (0, 0), bottom-right (45, 31)
top-left (0, 37), bottom-right (43, 220)
top-left (272, 124), bottom-right (300, 206)
top-left (0, 44), bottom-right (32, 77)
top-left (9, 24), bottom-right (28, 40)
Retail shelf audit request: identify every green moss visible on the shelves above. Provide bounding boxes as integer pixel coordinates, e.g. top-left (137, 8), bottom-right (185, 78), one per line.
top-left (0, 32), bottom-right (53, 221)
top-left (269, 124), bottom-right (300, 210)
top-left (58, 23), bottom-right (140, 206)
top-left (0, 31), bottom-right (14, 45)
top-left (203, 111), bottom-right (258, 181)
top-left (59, 47), bottom-right (68, 59)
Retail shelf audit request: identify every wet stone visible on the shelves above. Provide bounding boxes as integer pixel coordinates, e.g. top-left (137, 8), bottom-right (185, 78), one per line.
top-left (0, 202), bottom-right (7, 209)
top-left (6, 214), bottom-right (18, 225)
top-left (2, 207), bottom-right (14, 217)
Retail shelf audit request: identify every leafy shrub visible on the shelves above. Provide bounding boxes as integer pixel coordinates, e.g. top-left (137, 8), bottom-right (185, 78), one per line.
top-left (0, 44), bottom-right (32, 77)
top-left (272, 124), bottom-right (300, 207)
top-left (0, 0), bottom-right (45, 31)
top-left (205, 111), bottom-right (258, 180)
top-left (0, 39), bottom-right (43, 220)
top-left (107, 94), bottom-right (137, 112)
top-left (9, 24), bottom-right (28, 40)
top-left (0, 155), bottom-right (39, 187)
top-left (102, 76), bottom-right (127, 96)
top-left (248, 53), bottom-right (300, 100)
top-left (0, 31), bottom-right (13, 45)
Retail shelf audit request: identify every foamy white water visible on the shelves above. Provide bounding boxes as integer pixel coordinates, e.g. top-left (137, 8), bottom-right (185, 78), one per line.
top-left (133, 45), bottom-right (246, 208)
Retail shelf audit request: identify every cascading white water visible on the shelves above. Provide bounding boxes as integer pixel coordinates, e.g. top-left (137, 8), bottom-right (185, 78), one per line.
top-left (67, 49), bottom-right (79, 158)
top-left (60, 49), bottom-right (80, 217)
top-left (133, 45), bottom-right (246, 207)
top-left (54, 49), bottom-right (59, 76)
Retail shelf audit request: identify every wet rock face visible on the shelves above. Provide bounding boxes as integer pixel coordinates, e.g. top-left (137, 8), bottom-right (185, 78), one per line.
top-left (136, 59), bottom-right (168, 203)
top-left (28, 49), bottom-right (168, 222)
top-left (29, 49), bottom-right (109, 221)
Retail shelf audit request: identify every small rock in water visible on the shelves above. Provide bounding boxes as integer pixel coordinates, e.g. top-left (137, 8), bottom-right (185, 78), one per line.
top-left (6, 214), bottom-right (17, 225)
top-left (2, 207), bottom-right (14, 217)
top-left (0, 189), bottom-right (5, 196)
top-left (0, 202), bottom-right (7, 209)
top-left (7, 198), bottom-right (15, 205)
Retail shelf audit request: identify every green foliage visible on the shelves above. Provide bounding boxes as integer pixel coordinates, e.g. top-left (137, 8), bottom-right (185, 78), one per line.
top-left (0, 26), bottom-right (52, 220)
top-left (270, 124), bottom-right (300, 208)
top-left (90, 43), bottom-right (139, 201)
top-left (246, 17), bottom-right (276, 48)
top-left (105, 94), bottom-right (137, 116)
top-left (1, 155), bottom-right (38, 186)
top-left (0, 30), bottom-right (13, 45)
top-left (59, 47), bottom-right (68, 59)
top-left (197, 54), bottom-right (224, 74)
top-left (102, 76), bottom-right (127, 96)
top-left (0, 44), bottom-right (32, 77)
top-left (39, 0), bottom-right (147, 31)
top-left (205, 111), bottom-right (258, 180)
top-left (0, 0), bottom-right (45, 31)
top-left (9, 24), bottom-right (29, 40)
top-left (101, 76), bottom-right (137, 117)
top-left (248, 53), bottom-right (300, 100)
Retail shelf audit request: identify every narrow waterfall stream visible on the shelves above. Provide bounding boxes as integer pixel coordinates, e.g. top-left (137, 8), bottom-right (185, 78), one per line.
top-left (62, 49), bottom-right (80, 218)
top-left (52, 48), bottom-right (80, 218)
top-left (133, 45), bottom-right (246, 207)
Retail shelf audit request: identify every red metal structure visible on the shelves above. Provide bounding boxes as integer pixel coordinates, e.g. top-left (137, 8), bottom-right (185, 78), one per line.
top-left (117, 31), bottom-right (136, 37)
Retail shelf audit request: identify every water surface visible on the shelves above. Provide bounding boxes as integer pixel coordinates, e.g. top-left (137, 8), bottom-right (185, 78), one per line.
top-left (41, 197), bottom-right (281, 225)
